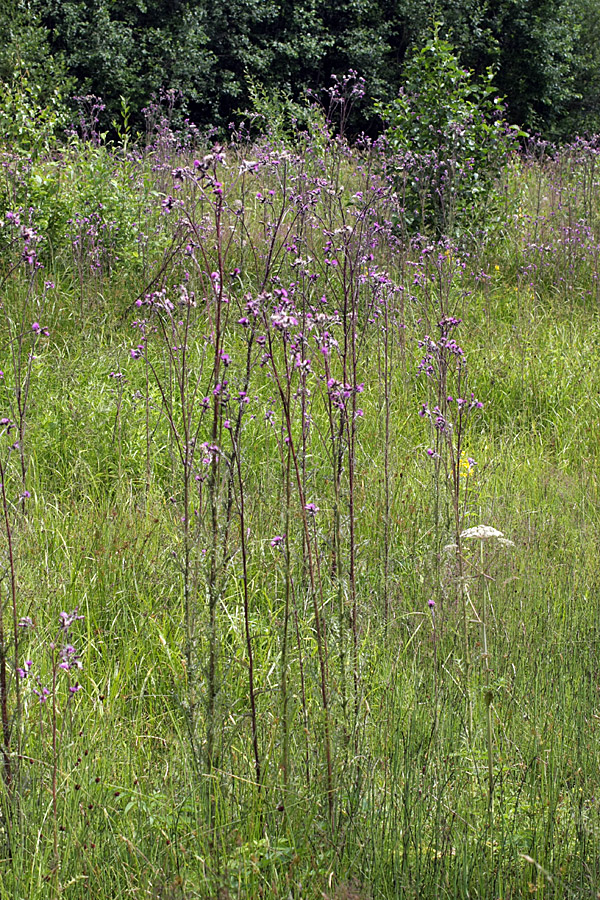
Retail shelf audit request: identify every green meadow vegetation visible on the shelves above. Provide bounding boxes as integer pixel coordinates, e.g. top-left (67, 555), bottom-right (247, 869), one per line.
top-left (1, 63), bottom-right (600, 900)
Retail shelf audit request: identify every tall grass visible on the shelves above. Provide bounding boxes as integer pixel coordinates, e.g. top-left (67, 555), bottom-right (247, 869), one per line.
top-left (0, 122), bottom-right (599, 898)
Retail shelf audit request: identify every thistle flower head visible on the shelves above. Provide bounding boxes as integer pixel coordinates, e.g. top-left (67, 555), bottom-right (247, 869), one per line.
top-left (59, 608), bottom-right (85, 633)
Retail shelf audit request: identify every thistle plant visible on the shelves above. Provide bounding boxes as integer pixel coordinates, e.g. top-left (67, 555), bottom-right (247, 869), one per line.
top-left (262, 287), bottom-right (335, 825)
top-left (0, 210), bottom-right (52, 503)
top-left (0, 435), bottom-right (20, 791)
top-left (460, 526), bottom-right (514, 851)
top-left (415, 242), bottom-right (484, 744)
top-left (48, 609), bottom-right (85, 868)
top-left (8, 606), bottom-right (85, 886)
top-left (414, 242), bottom-right (481, 570)
top-left (129, 280), bottom-right (217, 777)
top-left (127, 147), bottom-right (270, 812)
top-left (0, 326), bottom-right (49, 798)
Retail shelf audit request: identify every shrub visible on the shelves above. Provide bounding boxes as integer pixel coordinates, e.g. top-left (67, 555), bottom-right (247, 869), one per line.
top-left (377, 28), bottom-right (521, 238)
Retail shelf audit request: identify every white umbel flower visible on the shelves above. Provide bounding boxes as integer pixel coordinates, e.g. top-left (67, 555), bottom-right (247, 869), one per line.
top-left (460, 525), bottom-right (504, 541)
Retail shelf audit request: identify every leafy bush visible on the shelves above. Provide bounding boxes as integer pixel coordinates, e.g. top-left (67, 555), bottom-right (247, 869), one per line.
top-left (377, 29), bottom-right (521, 237)
top-left (0, 69), bottom-right (68, 157)
top-left (0, 2), bottom-right (72, 156)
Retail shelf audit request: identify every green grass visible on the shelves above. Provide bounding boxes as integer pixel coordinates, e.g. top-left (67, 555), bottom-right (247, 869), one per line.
top-left (0, 137), bottom-right (599, 898)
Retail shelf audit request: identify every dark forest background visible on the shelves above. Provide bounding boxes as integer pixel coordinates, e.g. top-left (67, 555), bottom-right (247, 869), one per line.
top-left (1, 0), bottom-right (600, 141)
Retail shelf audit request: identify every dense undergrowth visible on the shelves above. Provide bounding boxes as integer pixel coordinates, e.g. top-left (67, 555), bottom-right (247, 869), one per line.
top-left (0, 117), bottom-right (599, 899)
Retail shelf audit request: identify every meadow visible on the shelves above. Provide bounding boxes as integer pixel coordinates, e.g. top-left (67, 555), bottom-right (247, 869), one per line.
top-left (0, 114), bottom-right (600, 899)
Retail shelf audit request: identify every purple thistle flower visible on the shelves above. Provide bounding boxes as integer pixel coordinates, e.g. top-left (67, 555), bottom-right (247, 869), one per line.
top-left (59, 642), bottom-right (83, 671)
top-left (59, 609), bottom-right (84, 633)
top-left (33, 684), bottom-right (50, 703)
top-left (305, 503), bottom-right (319, 516)
top-left (271, 309), bottom-right (298, 331)
top-left (17, 660), bottom-right (32, 679)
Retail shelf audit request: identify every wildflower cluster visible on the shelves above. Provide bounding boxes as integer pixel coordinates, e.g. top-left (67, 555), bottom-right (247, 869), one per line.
top-left (4, 210), bottom-right (43, 269)
top-left (17, 609), bottom-right (85, 705)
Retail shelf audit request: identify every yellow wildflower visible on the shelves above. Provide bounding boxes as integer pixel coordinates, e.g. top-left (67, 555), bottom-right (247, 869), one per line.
top-left (459, 451), bottom-right (475, 478)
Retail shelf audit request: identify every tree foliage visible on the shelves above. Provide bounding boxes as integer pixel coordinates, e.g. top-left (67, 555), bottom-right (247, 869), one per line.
top-left (377, 30), bottom-right (518, 235)
top-left (427, 0), bottom-right (581, 135)
top-left (0, 0), bottom-right (591, 139)
top-left (0, 1), bottom-right (72, 153)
